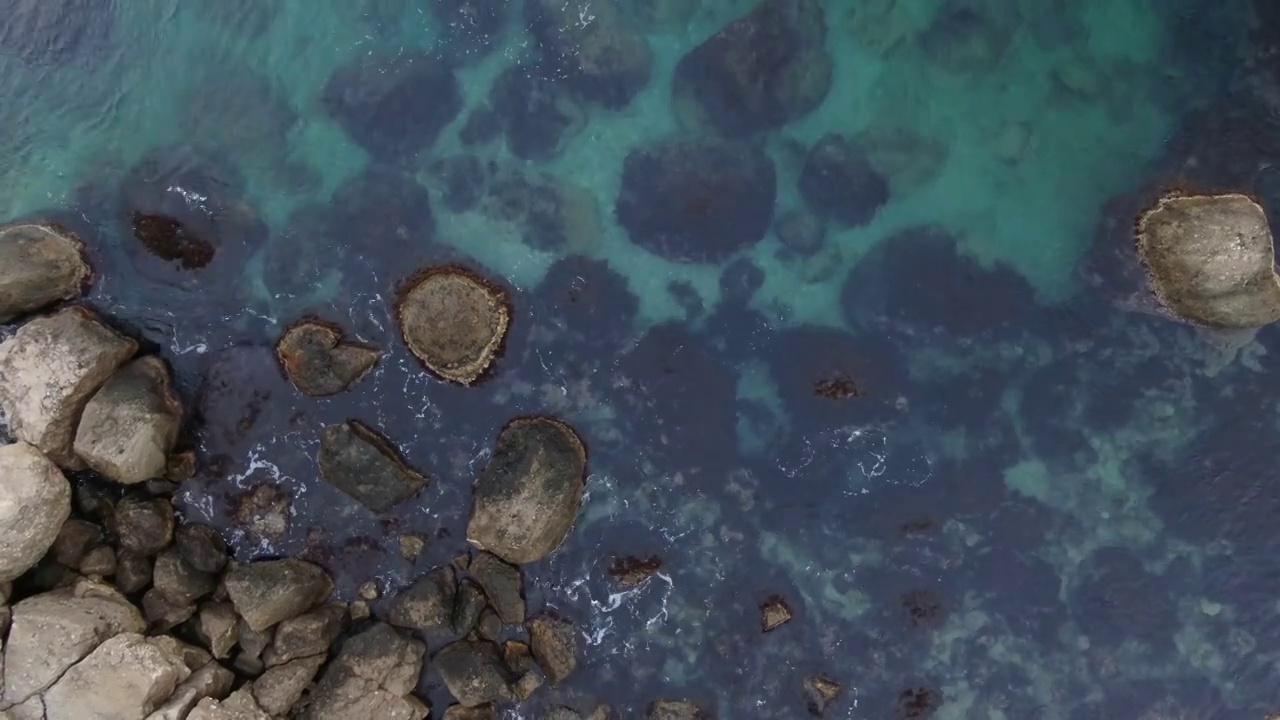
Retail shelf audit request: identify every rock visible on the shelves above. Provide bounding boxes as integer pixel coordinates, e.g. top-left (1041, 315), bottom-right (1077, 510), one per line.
top-left (616, 138), bottom-right (776, 263)
top-left (1136, 192), bottom-right (1280, 328)
top-left (166, 450), bottom-right (197, 482)
top-left (0, 224), bottom-right (89, 323)
top-left (176, 523), bottom-right (229, 574)
top-left (72, 356), bottom-right (182, 484)
top-left (147, 660), bottom-right (235, 720)
top-left (275, 320), bottom-right (380, 396)
top-left (389, 565), bottom-right (457, 634)
top-left (224, 559), bottom-right (333, 632)
top-left (306, 623), bottom-right (428, 720)
top-left (115, 550), bottom-right (153, 594)
top-left (489, 64), bottom-right (585, 161)
top-left (467, 417), bottom-right (587, 565)
top-left (349, 600), bottom-right (370, 622)
top-left (143, 587), bottom-right (197, 631)
top-left (799, 134), bottom-right (891, 227)
top-left (233, 483), bottom-right (291, 540)
top-left (545, 708), bottom-right (582, 720)
top-left (482, 166), bottom-right (603, 253)
top-left (528, 613), bottom-right (578, 684)
top-left (434, 640), bottom-right (515, 707)
top-left (323, 51), bottom-right (462, 162)
top-left (760, 595), bottom-right (792, 632)
top-left (80, 546), bottom-right (116, 577)
top-left (51, 518), bottom-right (102, 569)
top-left (804, 674), bottom-right (841, 715)
top-left (501, 640), bottom-right (532, 674)
top-left (452, 579), bottom-right (487, 636)
top-left (511, 669), bottom-right (542, 700)
top-left (646, 699), bottom-right (712, 719)
top-left (188, 689), bottom-right (271, 720)
top-left (252, 653), bottom-right (325, 715)
top-left (399, 534), bottom-right (426, 561)
top-left (775, 209), bottom-right (827, 257)
top-left (196, 602), bottom-right (240, 659)
top-left (0, 442), bottom-right (71, 582)
top-left (477, 609), bottom-right (502, 641)
top-left (673, 0), bottom-right (831, 137)
top-left (152, 549), bottom-right (217, 606)
top-left (469, 552), bottom-right (525, 624)
top-left (2, 579), bottom-right (145, 706)
top-left (263, 605), bottom-right (344, 666)
top-left (237, 619), bottom-right (274, 661)
top-left (318, 421), bottom-right (428, 513)
top-left (525, 0), bottom-right (653, 109)
top-left (443, 705), bottom-right (497, 720)
top-left (396, 266), bottom-right (510, 386)
top-left (358, 581), bottom-right (380, 601)
top-left (43, 633), bottom-right (191, 719)
top-left (609, 555), bottom-right (662, 588)
top-left (115, 497), bottom-right (175, 556)
top-left (0, 306), bottom-right (136, 466)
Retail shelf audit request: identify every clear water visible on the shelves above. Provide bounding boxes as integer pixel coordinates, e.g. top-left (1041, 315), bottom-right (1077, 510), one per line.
top-left (3, 0), bottom-right (1280, 717)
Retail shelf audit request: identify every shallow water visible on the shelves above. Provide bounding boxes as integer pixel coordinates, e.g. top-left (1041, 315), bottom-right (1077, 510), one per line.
top-left (4, 0), bottom-right (1280, 717)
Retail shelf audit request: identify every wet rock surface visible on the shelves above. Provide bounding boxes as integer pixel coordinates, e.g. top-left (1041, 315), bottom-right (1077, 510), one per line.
top-left (306, 623), bottom-right (428, 720)
top-left (389, 565), bottom-right (457, 634)
top-left (73, 356), bottom-right (182, 484)
top-left (469, 551), bottom-right (525, 624)
top-left (0, 443), bottom-right (71, 582)
top-left (800, 134), bottom-right (892, 227)
top-left (397, 265), bottom-right (511, 385)
top-left (528, 612), bottom-right (578, 684)
top-left (318, 420), bottom-right (428, 513)
top-left (0, 224), bottom-right (89, 323)
top-left (524, 0), bottom-right (653, 109)
top-left (223, 559), bottom-right (333, 632)
top-left (275, 320), bottom-right (380, 396)
top-left (435, 639), bottom-right (516, 707)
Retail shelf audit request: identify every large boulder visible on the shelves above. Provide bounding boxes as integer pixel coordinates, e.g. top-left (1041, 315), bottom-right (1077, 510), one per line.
top-left (615, 138), bottom-right (776, 263)
top-left (434, 640), bottom-right (515, 707)
top-left (396, 266), bottom-right (511, 386)
top-left (389, 566), bottom-right (457, 634)
top-left (528, 613), bottom-right (578, 684)
top-left (0, 224), bottom-right (89, 323)
top-left (317, 421), bottom-right (428, 513)
top-left (466, 417), bottom-right (587, 565)
top-left (72, 356), bottom-right (182, 485)
top-left (305, 623), bottom-right (428, 720)
top-left (488, 64), bottom-right (584, 161)
top-left (0, 443), bottom-right (71, 582)
top-left (1135, 192), bottom-right (1280, 328)
top-left (0, 306), bottom-right (136, 466)
top-left (224, 559), bottom-right (333, 632)
top-left (42, 633), bottom-right (191, 719)
top-left (252, 654), bottom-right (326, 716)
top-left (468, 552), bottom-right (524, 624)
top-left (188, 689), bottom-right (272, 720)
top-left (673, 0), bottom-right (831, 137)
top-left (799, 134), bottom-right (891, 227)
top-left (524, 0), bottom-right (653, 109)
top-left (275, 320), bottom-right (380, 397)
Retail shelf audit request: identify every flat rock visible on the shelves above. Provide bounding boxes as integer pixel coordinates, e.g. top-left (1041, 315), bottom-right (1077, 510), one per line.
top-left (306, 623), bottom-right (428, 720)
top-left (0, 442), bottom-right (71, 582)
top-left (0, 224), bottom-right (90, 323)
top-left (275, 320), bottom-right (379, 396)
top-left (252, 653), bottom-right (325, 715)
top-left (0, 306), bottom-right (136, 466)
top-left (389, 565), bottom-right (457, 634)
top-left (318, 421), bottom-right (428, 513)
top-left (73, 356), bottom-right (182, 484)
top-left (760, 595), bottom-right (793, 632)
top-left (468, 552), bottom-right (524, 624)
top-left (1136, 192), bottom-right (1280, 328)
top-left (43, 633), bottom-right (191, 719)
top-left (225, 559), bottom-right (333, 632)
top-left (467, 417), bottom-right (587, 565)
top-left (396, 266), bottom-right (510, 385)
top-left (264, 605), bottom-right (344, 666)
top-left (528, 613), bottom-right (578, 684)
top-left (434, 640), bottom-right (515, 708)
top-left (647, 699), bottom-right (713, 720)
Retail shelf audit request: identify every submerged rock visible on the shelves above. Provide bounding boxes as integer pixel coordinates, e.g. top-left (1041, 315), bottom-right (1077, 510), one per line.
top-left (0, 306), bottom-right (136, 467)
top-left (73, 356), bottom-right (182, 485)
top-left (673, 0), bottom-right (831, 137)
top-left (433, 0), bottom-right (509, 57)
top-left (524, 0), bottom-right (653, 109)
top-left (774, 210), bottom-right (827, 257)
top-left (467, 417), bottom-right (588, 565)
top-left (397, 266), bottom-right (511, 386)
top-left (318, 421), bottom-right (428, 513)
top-left (804, 675), bottom-right (842, 716)
top-left (224, 559), bottom-right (333, 632)
top-left (0, 224), bottom-right (90, 323)
top-left (482, 166), bottom-right (603, 253)
top-left (489, 64), bottom-right (585, 161)
top-left (328, 165), bottom-right (439, 279)
top-left (616, 138), bottom-right (777, 263)
top-left (921, 4), bottom-right (1013, 74)
top-left (0, 442), bottom-right (71, 582)
top-left (646, 699), bottom-right (712, 719)
top-left (1136, 192), bottom-right (1280, 328)
top-left (306, 623), bottom-right (428, 720)
top-left (276, 320), bottom-right (380, 396)
top-left (799, 134), bottom-right (891, 227)
top-left (434, 640), bottom-right (516, 707)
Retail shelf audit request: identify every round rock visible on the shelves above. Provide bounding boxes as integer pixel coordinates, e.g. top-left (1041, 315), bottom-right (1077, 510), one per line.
top-left (0, 224), bottom-right (90, 323)
top-left (0, 442), bottom-right (72, 582)
top-left (397, 266), bottom-right (510, 386)
top-left (467, 417), bottom-right (587, 565)
top-left (73, 356), bottom-right (182, 485)
top-left (275, 320), bottom-right (380, 397)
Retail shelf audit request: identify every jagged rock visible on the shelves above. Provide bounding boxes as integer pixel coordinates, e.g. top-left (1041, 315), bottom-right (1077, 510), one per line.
top-left (502, 640), bottom-right (533, 674)
top-left (275, 320), bottom-right (380, 396)
top-left (434, 640), bottom-right (515, 707)
top-left (390, 565), bottom-right (457, 634)
top-left (399, 534), bottom-right (426, 561)
top-left (452, 579), bottom-right (487, 636)
top-left (80, 546), bottom-right (116, 577)
top-left (225, 559), bottom-right (333, 632)
top-left (511, 669), bottom-right (542, 700)
top-left (43, 633), bottom-right (191, 719)
top-left (153, 548), bottom-right (217, 606)
top-left (148, 660), bottom-right (235, 720)
top-left (467, 417), bottom-right (587, 565)
top-left (469, 552), bottom-right (524, 624)
top-left (804, 674), bottom-right (841, 715)
top-left (115, 549), bottom-right (153, 594)
top-left (318, 421), bottom-right (428, 513)
top-left (443, 705), bottom-right (497, 720)
top-left (1136, 192), bottom-right (1280, 328)
top-left (528, 613), bottom-right (578, 684)
top-left (237, 618), bottom-right (274, 662)
top-left (524, 0), bottom-right (653, 109)
top-left (176, 523), bottom-right (228, 574)
top-left (197, 602), bottom-right (240, 659)
top-left (0, 306), bottom-right (136, 466)
top-left (0, 224), bottom-right (90, 323)
top-left (51, 518), bottom-right (102, 570)
top-left (252, 653), bottom-right (325, 715)
top-left (166, 450), bottom-right (197, 482)
top-left (306, 623), bottom-right (428, 720)
top-left (799, 134), bottom-right (891, 227)
top-left (477, 609), bottom-right (501, 641)
top-left (760, 595), bottom-right (793, 632)
top-left (263, 605), bottom-right (344, 666)
top-left (396, 266), bottom-right (510, 386)
top-left (188, 689), bottom-right (271, 720)
top-left (0, 442), bottom-right (71, 582)
top-left (72, 356), bottom-right (182, 484)
top-left (143, 587), bottom-right (198, 631)
top-left (647, 699), bottom-right (712, 719)
top-left (114, 497), bottom-right (175, 556)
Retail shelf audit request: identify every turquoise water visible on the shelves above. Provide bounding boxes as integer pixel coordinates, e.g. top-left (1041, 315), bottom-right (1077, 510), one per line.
top-left (4, 0), bottom-right (1280, 717)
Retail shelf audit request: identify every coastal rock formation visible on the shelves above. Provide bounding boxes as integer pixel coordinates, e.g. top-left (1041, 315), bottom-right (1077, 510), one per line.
top-left (73, 356), bottom-right (182, 485)
top-left (275, 320), bottom-right (380, 396)
top-left (489, 64), bottom-right (585, 161)
top-left (0, 306), bottom-right (136, 466)
top-left (434, 640), bottom-right (516, 707)
top-left (223, 559), bottom-right (333, 632)
top-left (482, 166), bottom-right (603, 253)
top-left (647, 699), bottom-right (713, 719)
top-left (318, 421), bottom-right (428, 512)
top-left (469, 552), bottom-right (525, 624)
top-left (1136, 192), bottom-right (1280, 328)
top-left (528, 613), bottom-right (578, 684)
top-left (305, 623), bottom-right (429, 720)
top-left (389, 565), bottom-right (457, 634)
top-left (800, 134), bottom-right (891, 227)
top-left (397, 266), bottom-right (510, 385)
top-left (616, 138), bottom-right (776, 263)
top-left (525, 0), bottom-right (653, 109)
top-left (0, 224), bottom-right (89, 323)
top-left (467, 417), bottom-right (587, 565)
top-left (0, 443), bottom-right (71, 582)
top-left (41, 632), bottom-right (192, 719)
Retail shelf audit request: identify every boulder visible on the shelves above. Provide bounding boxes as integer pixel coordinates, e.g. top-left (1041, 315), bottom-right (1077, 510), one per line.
top-left (452, 579), bottom-right (487, 636)
top-left (673, 0), bottom-right (831, 137)
top-left (799, 134), bottom-right (891, 227)
top-left (224, 559), bottom-right (333, 632)
top-left (443, 705), bottom-right (498, 720)
top-left (0, 306), bottom-right (136, 466)
top-left (263, 605), bottom-right (344, 666)
top-left (42, 633), bottom-right (191, 719)
top-left (647, 699), bottom-right (712, 719)
top-left (196, 602), bottom-right (240, 660)
top-left (152, 548), bottom-right (217, 606)
top-left (488, 64), bottom-right (584, 161)
top-left (275, 320), bottom-right (380, 397)
top-left (434, 640), bottom-right (515, 707)
top-left (615, 138), bottom-right (776, 263)
top-left (176, 523), bottom-right (229, 574)
top-left (72, 356), bottom-right (182, 484)
top-left (468, 552), bottom-right (524, 624)
top-left (1136, 192), bottom-right (1280, 328)
top-left (524, 0), bottom-right (653, 109)
top-left (0, 442), bottom-right (71, 582)
top-left (147, 660), bottom-right (235, 720)
top-left (0, 224), bottom-right (89, 323)
top-left (396, 266), bottom-right (510, 386)
top-left (51, 518), bottom-right (102, 569)
top-left (79, 546), bottom-right (116, 577)
top-left (115, 550), bottom-right (153, 594)
top-left (467, 417), bottom-right (587, 565)
top-left (142, 587), bottom-right (197, 631)
top-left (389, 566), bottom-right (457, 634)
top-left (188, 689), bottom-right (272, 720)
top-left (318, 421), bottom-right (428, 513)
top-left (306, 623), bottom-right (428, 720)
top-left (114, 497), bottom-right (175, 556)
top-left (528, 613), bottom-right (578, 684)
top-left (803, 674), bottom-right (841, 716)
top-left (251, 654), bottom-right (325, 715)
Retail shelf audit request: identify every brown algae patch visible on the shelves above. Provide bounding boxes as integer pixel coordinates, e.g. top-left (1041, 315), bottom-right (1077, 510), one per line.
top-left (396, 265), bottom-right (510, 385)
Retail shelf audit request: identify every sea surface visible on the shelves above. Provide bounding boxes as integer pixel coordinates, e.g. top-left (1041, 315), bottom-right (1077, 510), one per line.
top-left (2, 0), bottom-right (1280, 717)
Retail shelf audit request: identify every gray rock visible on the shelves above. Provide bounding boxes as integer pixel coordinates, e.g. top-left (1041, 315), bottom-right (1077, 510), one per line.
top-left (502, 640), bottom-right (533, 674)
top-left (0, 306), bottom-right (136, 466)
top-left (263, 605), bottom-right (344, 666)
top-left (467, 417), bottom-right (587, 564)
top-left (477, 608), bottom-right (502, 642)
top-left (646, 699), bottom-right (713, 720)
top-left (188, 689), bottom-right (272, 720)
top-left (252, 653), bottom-right (325, 715)
top-left (73, 356), bottom-right (182, 484)
top-left (80, 546), bottom-right (117, 577)
top-left (115, 497), bottom-right (176, 556)
top-left (803, 674), bottom-right (841, 716)
top-left (147, 660), bottom-right (235, 720)
top-left (225, 559), bottom-right (333, 632)
top-left (152, 548), bottom-right (217, 605)
top-left (434, 640), bottom-right (515, 707)
top-left (0, 224), bottom-right (90, 323)
top-left (528, 613), bottom-right (578, 684)
top-left (142, 587), bottom-right (197, 631)
top-left (43, 633), bottom-right (190, 719)
top-left (115, 549), bottom-right (154, 594)
top-left (305, 623), bottom-right (428, 720)
top-left (389, 565), bottom-right (457, 634)
top-left (443, 705), bottom-right (497, 720)
top-left (452, 579), bottom-right (486, 636)
top-left (276, 320), bottom-right (380, 396)
top-left (396, 266), bottom-right (510, 386)
top-left (51, 518), bottom-right (102, 569)
top-left (196, 602), bottom-right (240, 660)
top-left (0, 442), bottom-right (71, 582)
top-left (317, 421), bottom-right (428, 513)
top-left (236, 619), bottom-right (274, 661)
top-left (175, 523), bottom-right (228, 574)
top-left (469, 552), bottom-right (524, 624)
